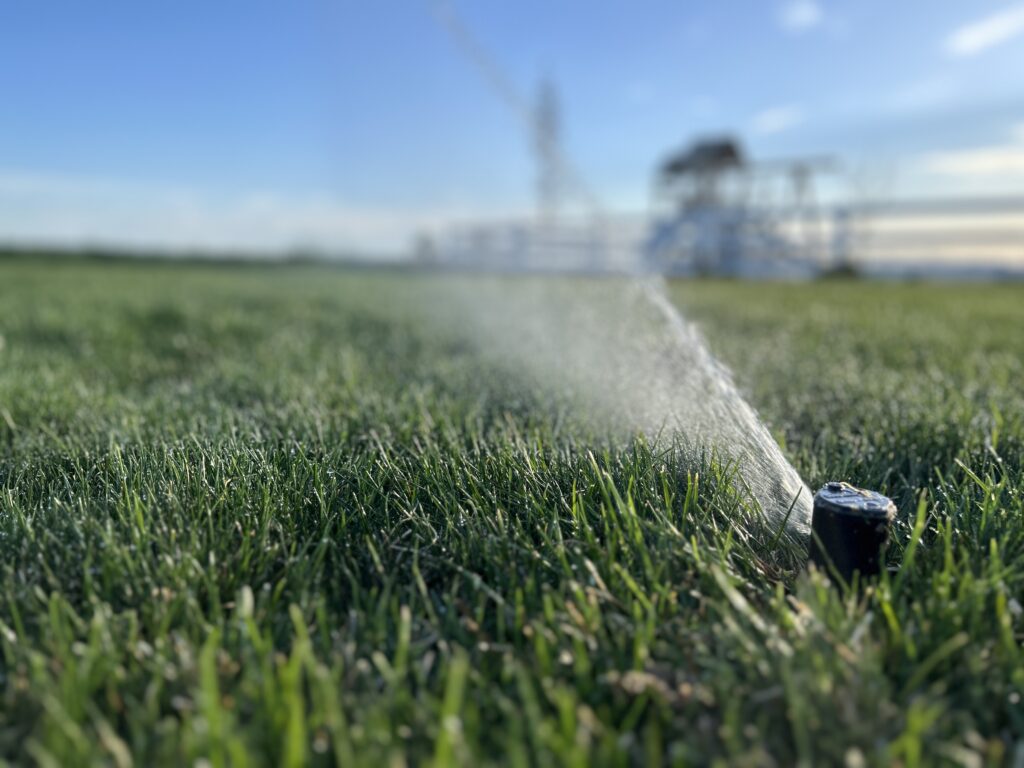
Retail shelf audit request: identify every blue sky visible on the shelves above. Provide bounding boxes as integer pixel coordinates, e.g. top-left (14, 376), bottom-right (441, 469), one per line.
top-left (3, 0), bottom-right (1024, 252)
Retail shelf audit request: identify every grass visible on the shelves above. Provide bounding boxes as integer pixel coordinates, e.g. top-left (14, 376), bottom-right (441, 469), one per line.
top-left (0, 257), bottom-right (1022, 766)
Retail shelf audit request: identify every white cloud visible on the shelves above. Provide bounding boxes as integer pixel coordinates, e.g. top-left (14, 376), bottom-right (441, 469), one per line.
top-left (779, 0), bottom-right (822, 33)
top-left (945, 3), bottom-right (1024, 57)
top-left (751, 104), bottom-right (804, 135)
top-left (0, 170), bottom-right (496, 255)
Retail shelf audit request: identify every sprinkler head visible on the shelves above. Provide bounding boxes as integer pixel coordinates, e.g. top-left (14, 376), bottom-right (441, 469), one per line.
top-left (808, 481), bottom-right (896, 584)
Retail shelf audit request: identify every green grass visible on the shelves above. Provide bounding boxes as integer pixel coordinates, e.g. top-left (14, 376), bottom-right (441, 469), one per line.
top-left (0, 258), bottom-right (1022, 766)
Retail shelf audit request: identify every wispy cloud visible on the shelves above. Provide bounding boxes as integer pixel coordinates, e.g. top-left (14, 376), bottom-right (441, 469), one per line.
top-left (925, 146), bottom-right (1024, 176)
top-left (0, 170), bottom-right (494, 254)
top-left (779, 0), bottom-right (822, 33)
top-left (885, 76), bottom-right (961, 113)
top-left (751, 104), bottom-right (804, 135)
top-left (690, 95), bottom-right (719, 119)
top-left (924, 122), bottom-right (1024, 176)
top-left (945, 3), bottom-right (1024, 57)
top-left (626, 80), bottom-right (656, 106)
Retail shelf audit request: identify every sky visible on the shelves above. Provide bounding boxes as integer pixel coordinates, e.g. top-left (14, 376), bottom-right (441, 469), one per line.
top-left (3, 0), bottom-right (1024, 254)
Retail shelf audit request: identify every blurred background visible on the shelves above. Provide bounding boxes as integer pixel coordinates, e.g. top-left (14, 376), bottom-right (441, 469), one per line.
top-left (3, 0), bottom-right (1024, 278)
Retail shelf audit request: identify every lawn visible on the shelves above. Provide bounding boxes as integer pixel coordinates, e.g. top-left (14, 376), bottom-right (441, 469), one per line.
top-left (0, 257), bottom-right (1022, 766)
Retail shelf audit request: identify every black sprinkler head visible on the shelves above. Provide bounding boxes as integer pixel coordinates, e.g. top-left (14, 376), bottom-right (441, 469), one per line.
top-left (808, 481), bottom-right (896, 584)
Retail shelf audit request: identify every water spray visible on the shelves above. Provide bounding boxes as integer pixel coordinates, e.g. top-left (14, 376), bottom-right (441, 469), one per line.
top-left (808, 482), bottom-right (896, 583)
top-left (427, 276), bottom-right (816, 533)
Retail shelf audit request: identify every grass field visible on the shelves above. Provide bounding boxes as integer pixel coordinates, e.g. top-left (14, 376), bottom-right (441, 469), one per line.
top-left (1, 257), bottom-right (1022, 766)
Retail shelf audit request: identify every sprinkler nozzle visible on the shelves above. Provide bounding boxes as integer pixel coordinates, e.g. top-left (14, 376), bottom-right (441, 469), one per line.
top-left (808, 482), bottom-right (896, 584)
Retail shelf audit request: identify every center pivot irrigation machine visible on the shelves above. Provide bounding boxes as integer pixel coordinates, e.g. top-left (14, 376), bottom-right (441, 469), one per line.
top-left (646, 137), bottom-right (839, 278)
top-left (425, 4), bottom-right (847, 276)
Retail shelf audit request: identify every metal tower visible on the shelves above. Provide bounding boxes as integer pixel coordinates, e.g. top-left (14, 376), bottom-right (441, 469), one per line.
top-left (534, 78), bottom-right (561, 227)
